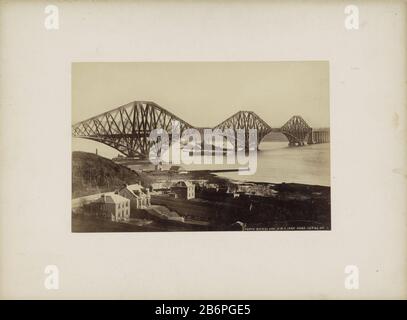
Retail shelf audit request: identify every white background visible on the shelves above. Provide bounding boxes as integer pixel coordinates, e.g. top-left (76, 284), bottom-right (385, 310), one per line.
top-left (0, 0), bottom-right (406, 299)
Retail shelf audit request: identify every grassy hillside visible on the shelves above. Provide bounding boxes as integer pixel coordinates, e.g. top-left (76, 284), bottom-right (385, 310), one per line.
top-left (72, 151), bottom-right (146, 198)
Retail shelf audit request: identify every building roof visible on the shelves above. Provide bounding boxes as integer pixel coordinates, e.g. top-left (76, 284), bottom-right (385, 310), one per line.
top-left (118, 183), bottom-right (149, 199)
top-left (173, 180), bottom-right (193, 187)
top-left (127, 184), bottom-right (145, 191)
top-left (102, 193), bottom-right (129, 204)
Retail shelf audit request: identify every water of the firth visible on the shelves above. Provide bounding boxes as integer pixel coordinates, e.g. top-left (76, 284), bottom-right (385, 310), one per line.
top-left (182, 141), bottom-right (330, 186)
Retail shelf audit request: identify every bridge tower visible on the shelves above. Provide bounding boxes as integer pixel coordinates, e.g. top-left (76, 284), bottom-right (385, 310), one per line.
top-left (72, 101), bottom-right (192, 159)
top-left (213, 111), bottom-right (272, 152)
top-left (281, 115), bottom-right (312, 147)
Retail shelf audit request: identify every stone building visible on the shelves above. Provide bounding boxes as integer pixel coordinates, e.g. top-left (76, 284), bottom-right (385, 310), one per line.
top-left (171, 180), bottom-right (195, 200)
top-left (100, 193), bottom-right (130, 222)
top-left (117, 184), bottom-right (151, 209)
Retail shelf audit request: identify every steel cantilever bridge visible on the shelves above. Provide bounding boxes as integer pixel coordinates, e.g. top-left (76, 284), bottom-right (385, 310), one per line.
top-left (72, 101), bottom-right (330, 159)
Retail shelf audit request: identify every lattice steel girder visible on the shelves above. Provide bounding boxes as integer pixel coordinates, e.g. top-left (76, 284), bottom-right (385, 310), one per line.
top-left (72, 101), bottom-right (193, 158)
top-left (280, 115), bottom-right (312, 145)
top-left (213, 111), bottom-right (273, 146)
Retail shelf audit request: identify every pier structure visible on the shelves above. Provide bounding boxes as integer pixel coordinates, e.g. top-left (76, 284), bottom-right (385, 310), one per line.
top-left (307, 128), bottom-right (330, 144)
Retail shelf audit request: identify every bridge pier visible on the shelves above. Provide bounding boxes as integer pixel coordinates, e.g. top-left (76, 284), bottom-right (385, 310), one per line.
top-left (288, 140), bottom-right (305, 147)
top-left (307, 130), bottom-right (314, 144)
top-left (307, 129), bottom-right (330, 144)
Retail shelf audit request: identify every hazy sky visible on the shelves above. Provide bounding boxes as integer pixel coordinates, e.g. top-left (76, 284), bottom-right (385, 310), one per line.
top-left (72, 61), bottom-right (329, 127)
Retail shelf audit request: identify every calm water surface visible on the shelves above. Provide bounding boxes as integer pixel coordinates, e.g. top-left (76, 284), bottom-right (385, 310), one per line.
top-left (182, 141), bottom-right (330, 186)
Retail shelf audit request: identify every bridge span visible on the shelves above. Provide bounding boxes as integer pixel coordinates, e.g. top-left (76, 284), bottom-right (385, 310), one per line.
top-left (72, 101), bottom-right (329, 159)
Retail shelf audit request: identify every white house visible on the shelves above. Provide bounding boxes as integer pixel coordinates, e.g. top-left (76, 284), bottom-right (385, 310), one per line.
top-left (117, 184), bottom-right (151, 209)
top-left (100, 193), bottom-right (130, 222)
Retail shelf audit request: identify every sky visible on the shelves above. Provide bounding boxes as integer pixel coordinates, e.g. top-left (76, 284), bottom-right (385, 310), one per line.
top-left (72, 61), bottom-right (329, 157)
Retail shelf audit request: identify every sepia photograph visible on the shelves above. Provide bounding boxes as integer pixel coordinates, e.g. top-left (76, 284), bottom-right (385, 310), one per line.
top-left (71, 62), bottom-right (330, 232)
